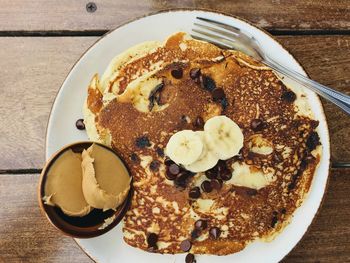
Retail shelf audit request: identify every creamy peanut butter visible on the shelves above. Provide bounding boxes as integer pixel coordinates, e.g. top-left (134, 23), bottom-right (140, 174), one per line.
top-left (43, 143), bottom-right (131, 217)
top-left (81, 144), bottom-right (131, 211)
top-left (43, 149), bottom-right (91, 217)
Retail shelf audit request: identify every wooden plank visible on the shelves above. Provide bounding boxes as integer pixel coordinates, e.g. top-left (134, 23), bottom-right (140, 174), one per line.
top-left (0, 174), bottom-right (91, 263)
top-left (0, 36), bottom-right (349, 169)
top-left (278, 36), bottom-right (350, 164)
top-left (0, 0), bottom-right (349, 32)
top-left (0, 37), bottom-right (97, 170)
top-left (283, 169), bottom-right (350, 262)
top-left (0, 169), bottom-right (349, 262)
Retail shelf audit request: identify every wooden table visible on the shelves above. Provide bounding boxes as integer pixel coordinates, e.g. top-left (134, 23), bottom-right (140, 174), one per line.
top-left (0, 1), bottom-right (349, 262)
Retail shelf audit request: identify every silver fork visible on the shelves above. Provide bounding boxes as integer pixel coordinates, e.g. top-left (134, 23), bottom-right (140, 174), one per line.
top-left (192, 17), bottom-right (350, 115)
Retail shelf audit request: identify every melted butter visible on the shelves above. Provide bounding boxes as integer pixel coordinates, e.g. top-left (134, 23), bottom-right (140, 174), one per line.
top-left (44, 149), bottom-right (91, 217)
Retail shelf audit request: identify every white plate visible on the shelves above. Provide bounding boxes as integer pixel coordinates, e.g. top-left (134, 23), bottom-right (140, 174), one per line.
top-left (46, 10), bottom-right (330, 263)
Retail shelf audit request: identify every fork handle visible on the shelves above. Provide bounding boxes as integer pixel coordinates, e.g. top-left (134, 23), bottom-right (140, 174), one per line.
top-left (263, 58), bottom-right (350, 115)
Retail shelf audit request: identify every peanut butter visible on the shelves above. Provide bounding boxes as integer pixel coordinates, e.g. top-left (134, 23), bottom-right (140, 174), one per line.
top-left (81, 144), bottom-right (131, 211)
top-left (43, 143), bottom-right (130, 217)
top-left (43, 149), bottom-right (91, 217)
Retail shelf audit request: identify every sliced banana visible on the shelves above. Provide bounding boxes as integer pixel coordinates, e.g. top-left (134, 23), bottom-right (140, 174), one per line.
top-left (185, 131), bottom-right (219, 173)
top-left (165, 130), bottom-right (203, 165)
top-left (204, 115), bottom-right (244, 160)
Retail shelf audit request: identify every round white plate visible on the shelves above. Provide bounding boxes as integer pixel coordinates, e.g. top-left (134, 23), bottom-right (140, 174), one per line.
top-left (46, 9), bottom-right (330, 263)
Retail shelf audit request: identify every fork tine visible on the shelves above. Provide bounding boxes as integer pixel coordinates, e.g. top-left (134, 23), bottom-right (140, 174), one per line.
top-left (191, 28), bottom-right (236, 47)
top-left (190, 34), bottom-right (233, 49)
top-left (194, 22), bottom-right (239, 39)
top-left (196, 17), bottom-right (256, 51)
top-left (196, 17), bottom-right (241, 34)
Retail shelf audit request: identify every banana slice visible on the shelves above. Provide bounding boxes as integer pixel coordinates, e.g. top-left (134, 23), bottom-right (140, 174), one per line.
top-left (165, 130), bottom-right (203, 165)
top-left (204, 116), bottom-right (244, 160)
top-left (185, 131), bottom-right (219, 173)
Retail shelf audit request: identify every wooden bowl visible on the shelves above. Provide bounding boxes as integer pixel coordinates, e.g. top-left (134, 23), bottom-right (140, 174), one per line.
top-left (38, 141), bottom-right (133, 238)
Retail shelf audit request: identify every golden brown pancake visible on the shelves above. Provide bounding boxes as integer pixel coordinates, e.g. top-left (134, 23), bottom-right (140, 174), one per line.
top-left (83, 32), bottom-right (321, 255)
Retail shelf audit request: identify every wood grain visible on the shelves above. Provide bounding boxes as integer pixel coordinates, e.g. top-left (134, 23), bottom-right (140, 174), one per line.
top-left (0, 36), bottom-right (349, 170)
top-left (0, 174), bottom-right (90, 263)
top-left (0, 0), bottom-right (349, 32)
top-left (0, 170), bottom-right (349, 262)
top-left (0, 37), bottom-right (97, 170)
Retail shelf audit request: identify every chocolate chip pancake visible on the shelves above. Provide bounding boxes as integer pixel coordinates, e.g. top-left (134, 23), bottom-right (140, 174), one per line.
top-left (83, 32), bottom-right (322, 255)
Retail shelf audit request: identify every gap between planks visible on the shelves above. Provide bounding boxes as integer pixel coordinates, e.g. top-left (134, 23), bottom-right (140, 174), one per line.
top-left (1, 162), bottom-right (350, 175)
top-left (1, 29), bottom-right (350, 37)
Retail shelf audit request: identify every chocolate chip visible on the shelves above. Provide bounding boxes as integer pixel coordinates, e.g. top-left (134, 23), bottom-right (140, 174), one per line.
top-left (194, 116), bottom-right (204, 129)
top-left (148, 82), bottom-right (165, 111)
top-left (150, 160), bottom-right (160, 171)
top-left (288, 181), bottom-right (296, 191)
top-left (135, 136), bottom-right (151, 148)
top-left (75, 119), bottom-right (85, 130)
top-left (147, 233), bottom-right (158, 247)
top-left (175, 178), bottom-right (187, 188)
top-left (200, 75), bottom-right (216, 91)
top-left (221, 97), bottom-right (228, 111)
top-left (194, 219), bottom-right (208, 230)
top-left (166, 164), bottom-right (179, 180)
top-left (174, 171), bottom-right (191, 188)
top-left (273, 153), bottom-right (283, 163)
top-left (219, 169), bottom-right (232, 181)
top-left (181, 115), bottom-right (190, 123)
top-left (164, 157), bottom-right (174, 166)
top-left (190, 229), bottom-right (200, 239)
top-left (310, 120), bottom-right (319, 128)
top-left (171, 68), bottom-right (183, 79)
top-left (189, 187), bottom-right (201, 199)
top-left (281, 90), bottom-right (296, 102)
top-left (211, 179), bottom-right (222, 190)
top-left (232, 154), bottom-right (244, 162)
top-left (216, 160), bottom-right (227, 173)
top-left (130, 153), bottom-right (139, 163)
top-left (299, 158), bottom-right (308, 171)
top-left (185, 253), bottom-right (196, 263)
top-left (169, 163), bottom-right (180, 174)
top-left (306, 131), bottom-right (320, 151)
top-left (189, 68), bottom-right (201, 80)
top-left (246, 189), bottom-right (258, 196)
top-left (271, 216), bottom-right (278, 228)
top-left (201, 180), bottom-right (213, 193)
top-left (180, 239), bottom-right (192, 252)
top-left (147, 245), bottom-right (158, 252)
top-left (205, 168), bottom-right (218, 179)
top-left (178, 171), bottom-right (191, 180)
top-left (156, 147), bottom-right (164, 157)
top-left (209, 227), bottom-right (221, 239)
top-left (250, 119), bottom-right (266, 132)
top-left (175, 171), bottom-right (192, 188)
top-left (281, 208), bottom-right (287, 214)
top-left (149, 83), bottom-right (164, 98)
top-left (212, 88), bottom-right (225, 101)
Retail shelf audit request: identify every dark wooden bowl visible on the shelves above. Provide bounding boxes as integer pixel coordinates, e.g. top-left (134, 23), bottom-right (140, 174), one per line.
top-left (38, 141), bottom-right (133, 238)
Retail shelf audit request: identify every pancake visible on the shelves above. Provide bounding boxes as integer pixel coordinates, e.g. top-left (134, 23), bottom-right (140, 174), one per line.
top-left (83, 32), bottom-right (322, 255)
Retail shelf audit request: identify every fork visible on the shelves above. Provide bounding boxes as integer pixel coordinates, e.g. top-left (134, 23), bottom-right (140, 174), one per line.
top-left (192, 17), bottom-right (350, 115)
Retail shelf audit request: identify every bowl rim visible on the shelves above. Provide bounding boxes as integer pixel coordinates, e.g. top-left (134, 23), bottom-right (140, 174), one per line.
top-left (38, 141), bottom-right (133, 238)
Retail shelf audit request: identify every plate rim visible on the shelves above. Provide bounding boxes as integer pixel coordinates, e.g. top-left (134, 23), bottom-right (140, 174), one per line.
top-left (45, 8), bottom-right (331, 263)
